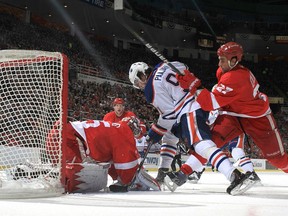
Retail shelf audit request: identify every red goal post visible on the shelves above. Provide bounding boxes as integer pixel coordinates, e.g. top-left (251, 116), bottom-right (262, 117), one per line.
top-left (0, 50), bottom-right (68, 198)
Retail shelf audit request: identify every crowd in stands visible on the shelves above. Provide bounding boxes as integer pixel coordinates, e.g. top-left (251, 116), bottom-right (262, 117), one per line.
top-left (1, 10), bottom-right (287, 159)
top-left (68, 79), bottom-right (158, 128)
top-left (126, 0), bottom-right (288, 35)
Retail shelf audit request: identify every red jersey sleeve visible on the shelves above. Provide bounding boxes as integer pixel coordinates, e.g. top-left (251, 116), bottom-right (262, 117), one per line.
top-left (197, 65), bottom-right (270, 117)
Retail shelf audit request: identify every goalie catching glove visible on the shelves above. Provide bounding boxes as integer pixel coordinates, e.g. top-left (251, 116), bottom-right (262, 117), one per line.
top-left (176, 70), bottom-right (201, 95)
top-left (122, 116), bottom-right (143, 139)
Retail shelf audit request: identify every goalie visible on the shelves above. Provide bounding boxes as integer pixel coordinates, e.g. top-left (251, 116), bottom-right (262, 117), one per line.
top-left (46, 117), bottom-right (160, 193)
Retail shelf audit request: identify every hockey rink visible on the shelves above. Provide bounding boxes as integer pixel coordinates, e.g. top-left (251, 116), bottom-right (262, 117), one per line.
top-left (0, 171), bottom-right (287, 216)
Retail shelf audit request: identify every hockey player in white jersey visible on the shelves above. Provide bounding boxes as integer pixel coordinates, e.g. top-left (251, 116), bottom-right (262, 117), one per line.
top-left (189, 111), bottom-right (261, 184)
top-left (128, 61), bottom-right (255, 195)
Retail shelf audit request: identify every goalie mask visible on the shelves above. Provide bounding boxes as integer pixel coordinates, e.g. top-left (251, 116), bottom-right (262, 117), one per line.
top-left (129, 62), bottom-right (151, 90)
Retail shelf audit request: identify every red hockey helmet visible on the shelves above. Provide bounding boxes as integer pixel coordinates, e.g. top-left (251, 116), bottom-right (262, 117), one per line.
top-left (113, 98), bottom-right (124, 105)
top-left (217, 42), bottom-right (243, 62)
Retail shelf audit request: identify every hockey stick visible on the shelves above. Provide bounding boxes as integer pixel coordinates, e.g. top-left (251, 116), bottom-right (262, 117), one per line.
top-left (108, 140), bottom-right (154, 192)
top-left (113, 1), bottom-right (184, 75)
top-left (137, 140), bottom-right (154, 173)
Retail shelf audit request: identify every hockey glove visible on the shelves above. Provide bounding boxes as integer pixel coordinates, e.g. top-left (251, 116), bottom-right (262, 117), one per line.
top-left (176, 70), bottom-right (201, 95)
top-left (146, 124), bottom-right (167, 144)
top-left (127, 116), bottom-right (142, 138)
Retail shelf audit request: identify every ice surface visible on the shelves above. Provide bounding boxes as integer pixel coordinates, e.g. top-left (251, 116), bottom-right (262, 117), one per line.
top-left (0, 171), bottom-right (287, 216)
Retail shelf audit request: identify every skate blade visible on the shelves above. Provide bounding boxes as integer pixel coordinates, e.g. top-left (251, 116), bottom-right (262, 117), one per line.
top-left (188, 179), bottom-right (199, 184)
top-left (163, 176), bottom-right (178, 192)
top-left (230, 178), bottom-right (260, 196)
top-left (159, 183), bottom-right (167, 191)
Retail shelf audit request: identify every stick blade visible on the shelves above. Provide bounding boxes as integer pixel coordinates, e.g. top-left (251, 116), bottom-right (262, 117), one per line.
top-left (109, 184), bottom-right (128, 192)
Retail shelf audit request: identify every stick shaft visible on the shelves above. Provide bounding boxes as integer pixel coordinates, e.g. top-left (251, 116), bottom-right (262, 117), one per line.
top-left (114, 10), bottom-right (184, 75)
top-left (137, 141), bottom-right (153, 173)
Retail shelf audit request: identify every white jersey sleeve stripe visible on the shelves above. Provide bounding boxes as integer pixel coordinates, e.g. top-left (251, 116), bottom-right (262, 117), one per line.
top-left (114, 159), bottom-right (139, 170)
top-left (210, 92), bottom-right (221, 110)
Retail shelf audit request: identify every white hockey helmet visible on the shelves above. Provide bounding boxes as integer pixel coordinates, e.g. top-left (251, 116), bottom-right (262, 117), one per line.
top-left (129, 62), bottom-right (149, 89)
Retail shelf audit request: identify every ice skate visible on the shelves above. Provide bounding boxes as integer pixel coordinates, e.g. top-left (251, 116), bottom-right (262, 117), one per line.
top-left (164, 170), bottom-right (188, 192)
top-left (227, 169), bottom-right (258, 195)
top-left (188, 168), bottom-right (205, 184)
top-left (246, 171), bottom-right (261, 181)
top-left (244, 171), bottom-right (262, 187)
top-left (155, 168), bottom-right (169, 184)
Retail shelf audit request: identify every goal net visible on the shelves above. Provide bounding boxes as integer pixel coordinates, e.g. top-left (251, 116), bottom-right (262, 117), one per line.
top-left (0, 50), bottom-right (68, 198)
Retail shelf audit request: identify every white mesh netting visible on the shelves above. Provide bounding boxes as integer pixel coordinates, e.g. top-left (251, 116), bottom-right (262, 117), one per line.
top-left (0, 50), bottom-right (68, 198)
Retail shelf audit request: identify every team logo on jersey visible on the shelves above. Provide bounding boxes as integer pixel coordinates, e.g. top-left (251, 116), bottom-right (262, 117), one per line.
top-left (215, 84), bottom-right (233, 94)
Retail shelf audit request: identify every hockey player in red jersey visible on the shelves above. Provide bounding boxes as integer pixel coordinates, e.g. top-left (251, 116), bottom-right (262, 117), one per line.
top-left (103, 98), bottom-right (133, 121)
top-left (103, 97), bottom-right (146, 139)
top-left (176, 41), bottom-right (288, 173)
top-left (47, 118), bottom-right (160, 193)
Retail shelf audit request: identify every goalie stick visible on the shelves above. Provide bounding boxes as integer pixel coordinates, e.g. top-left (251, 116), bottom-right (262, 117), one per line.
top-left (108, 140), bottom-right (154, 192)
top-left (136, 140), bottom-right (153, 173)
top-left (113, 1), bottom-right (184, 75)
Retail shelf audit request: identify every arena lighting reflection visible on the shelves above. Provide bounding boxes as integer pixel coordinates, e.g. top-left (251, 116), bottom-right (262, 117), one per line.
top-left (49, 0), bottom-right (111, 76)
top-left (191, 0), bottom-right (217, 40)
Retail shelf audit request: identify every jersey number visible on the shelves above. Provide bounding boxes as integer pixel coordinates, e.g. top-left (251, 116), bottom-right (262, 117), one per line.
top-left (166, 73), bottom-right (189, 92)
top-left (166, 74), bottom-right (179, 86)
top-left (215, 84), bottom-right (233, 95)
